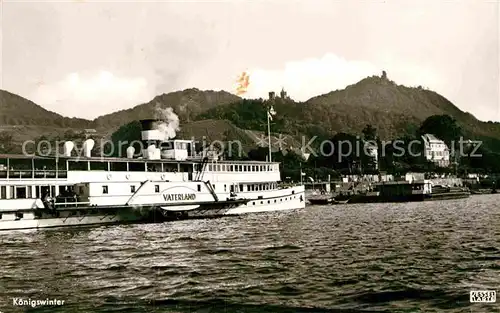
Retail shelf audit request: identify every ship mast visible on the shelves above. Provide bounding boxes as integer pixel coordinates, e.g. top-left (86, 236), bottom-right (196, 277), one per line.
top-left (267, 105), bottom-right (272, 162)
top-left (266, 91), bottom-right (277, 163)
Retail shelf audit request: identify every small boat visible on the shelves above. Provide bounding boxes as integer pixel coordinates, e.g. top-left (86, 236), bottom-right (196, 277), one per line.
top-left (308, 196), bottom-right (334, 205)
top-left (308, 196), bottom-right (350, 205)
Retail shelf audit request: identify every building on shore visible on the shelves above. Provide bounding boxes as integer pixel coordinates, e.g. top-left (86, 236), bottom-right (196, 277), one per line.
top-left (422, 134), bottom-right (450, 167)
top-left (363, 141), bottom-right (378, 170)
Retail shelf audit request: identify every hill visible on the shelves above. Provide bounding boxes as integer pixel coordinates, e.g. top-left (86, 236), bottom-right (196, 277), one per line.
top-left (302, 74), bottom-right (500, 139)
top-left (2, 74), bottom-right (500, 157)
top-left (0, 89), bottom-right (91, 128)
top-left (93, 88), bottom-right (241, 130)
top-left (199, 73), bottom-right (500, 146)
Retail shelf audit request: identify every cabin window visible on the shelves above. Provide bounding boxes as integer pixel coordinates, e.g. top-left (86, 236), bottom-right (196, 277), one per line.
top-left (68, 161), bottom-right (88, 171)
top-left (34, 159), bottom-right (57, 178)
top-left (102, 186), bottom-right (108, 194)
top-left (230, 165), bottom-right (234, 171)
top-left (0, 186), bottom-right (6, 199)
top-left (247, 185), bottom-right (250, 192)
top-left (0, 213), bottom-right (2, 219)
top-left (164, 163), bottom-right (177, 172)
top-left (15, 186), bottom-right (27, 199)
top-left (180, 164), bottom-right (192, 173)
top-left (239, 185), bottom-right (243, 192)
top-left (155, 185), bottom-right (160, 193)
top-left (129, 162), bottom-right (145, 172)
top-left (0, 159), bottom-right (7, 178)
top-left (27, 186), bottom-right (32, 198)
top-left (90, 161), bottom-right (108, 171)
top-left (110, 162), bottom-right (127, 171)
top-left (147, 163), bottom-right (162, 172)
top-left (230, 185), bottom-right (234, 192)
top-left (10, 186), bottom-right (14, 199)
top-left (208, 165), bottom-right (213, 171)
top-left (10, 159), bottom-right (32, 170)
top-left (197, 184), bottom-right (201, 192)
top-left (130, 185), bottom-right (136, 193)
top-left (58, 186), bottom-right (66, 195)
top-left (216, 165), bottom-right (221, 171)
top-left (15, 212), bottom-right (23, 220)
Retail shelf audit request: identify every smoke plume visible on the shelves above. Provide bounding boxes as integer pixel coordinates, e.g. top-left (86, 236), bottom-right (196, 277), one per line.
top-left (154, 105), bottom-right (180, 140)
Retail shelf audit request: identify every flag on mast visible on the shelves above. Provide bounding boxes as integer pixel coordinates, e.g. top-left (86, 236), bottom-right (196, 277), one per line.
top-left (268, 105), bottom-right (276, 121)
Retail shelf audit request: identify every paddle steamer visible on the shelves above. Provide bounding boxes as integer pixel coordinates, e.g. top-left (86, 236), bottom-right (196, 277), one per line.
top-left (0, 119), bottom-right (305, 230)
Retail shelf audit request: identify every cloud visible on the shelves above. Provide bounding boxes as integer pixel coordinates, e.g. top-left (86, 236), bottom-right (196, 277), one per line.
top-left (30, 71), bottom-right (154, 119)
top-left (240, 53), bottom-right (442, 101)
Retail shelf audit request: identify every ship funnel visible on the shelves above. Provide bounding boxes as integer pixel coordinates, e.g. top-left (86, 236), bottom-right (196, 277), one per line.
top-left (126, 146), bottom-right (135, 158)
top-left (63, 141), bottom-right (75, 157)
top-left (82, 139), bottom-right (95, 158)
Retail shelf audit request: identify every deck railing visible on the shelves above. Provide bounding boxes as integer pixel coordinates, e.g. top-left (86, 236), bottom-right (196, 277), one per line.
top-left (0, 170), bottom-right (68, 179)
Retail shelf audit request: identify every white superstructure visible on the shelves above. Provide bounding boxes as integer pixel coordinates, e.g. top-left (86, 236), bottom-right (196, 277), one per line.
top-left (0, 119), bottom-right (305, 231)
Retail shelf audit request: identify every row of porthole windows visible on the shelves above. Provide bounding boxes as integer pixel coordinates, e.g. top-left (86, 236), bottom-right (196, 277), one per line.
top-left (101, 183), bottom-right (276, 195)
top-left (207, 164), bottom-right (278, 172)
top-left (250, 195), bottom-right (297, 205)
top-left (102, 184), bottom-right (162, 194)
top-left (3, 209), bottom-right (104, 221)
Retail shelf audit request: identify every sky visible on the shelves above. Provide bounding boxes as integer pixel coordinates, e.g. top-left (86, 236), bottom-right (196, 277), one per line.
top-left (1, 0), bottom-right (499, 121)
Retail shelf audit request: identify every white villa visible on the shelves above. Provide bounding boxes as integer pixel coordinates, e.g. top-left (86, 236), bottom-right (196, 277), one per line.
top-left (422, 134), bottom-right (450, 167)
top-left (364, 141), bottom-right (378, 170)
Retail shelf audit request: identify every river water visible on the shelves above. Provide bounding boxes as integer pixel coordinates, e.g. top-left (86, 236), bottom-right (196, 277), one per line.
top-left (0, 195), bottom-right (499, 312)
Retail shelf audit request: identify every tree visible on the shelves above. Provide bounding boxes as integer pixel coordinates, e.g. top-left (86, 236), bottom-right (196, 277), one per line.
top-left (419, 115), bottom-right (463, 147)
top-left (109, 121), bottom-right (142, 157)
top-left (315, 132), bottom-right (363, 173)
top-left (362, 124), bottom-right (377, 141)
top-left (0, 132), bottom-right (16, 154)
